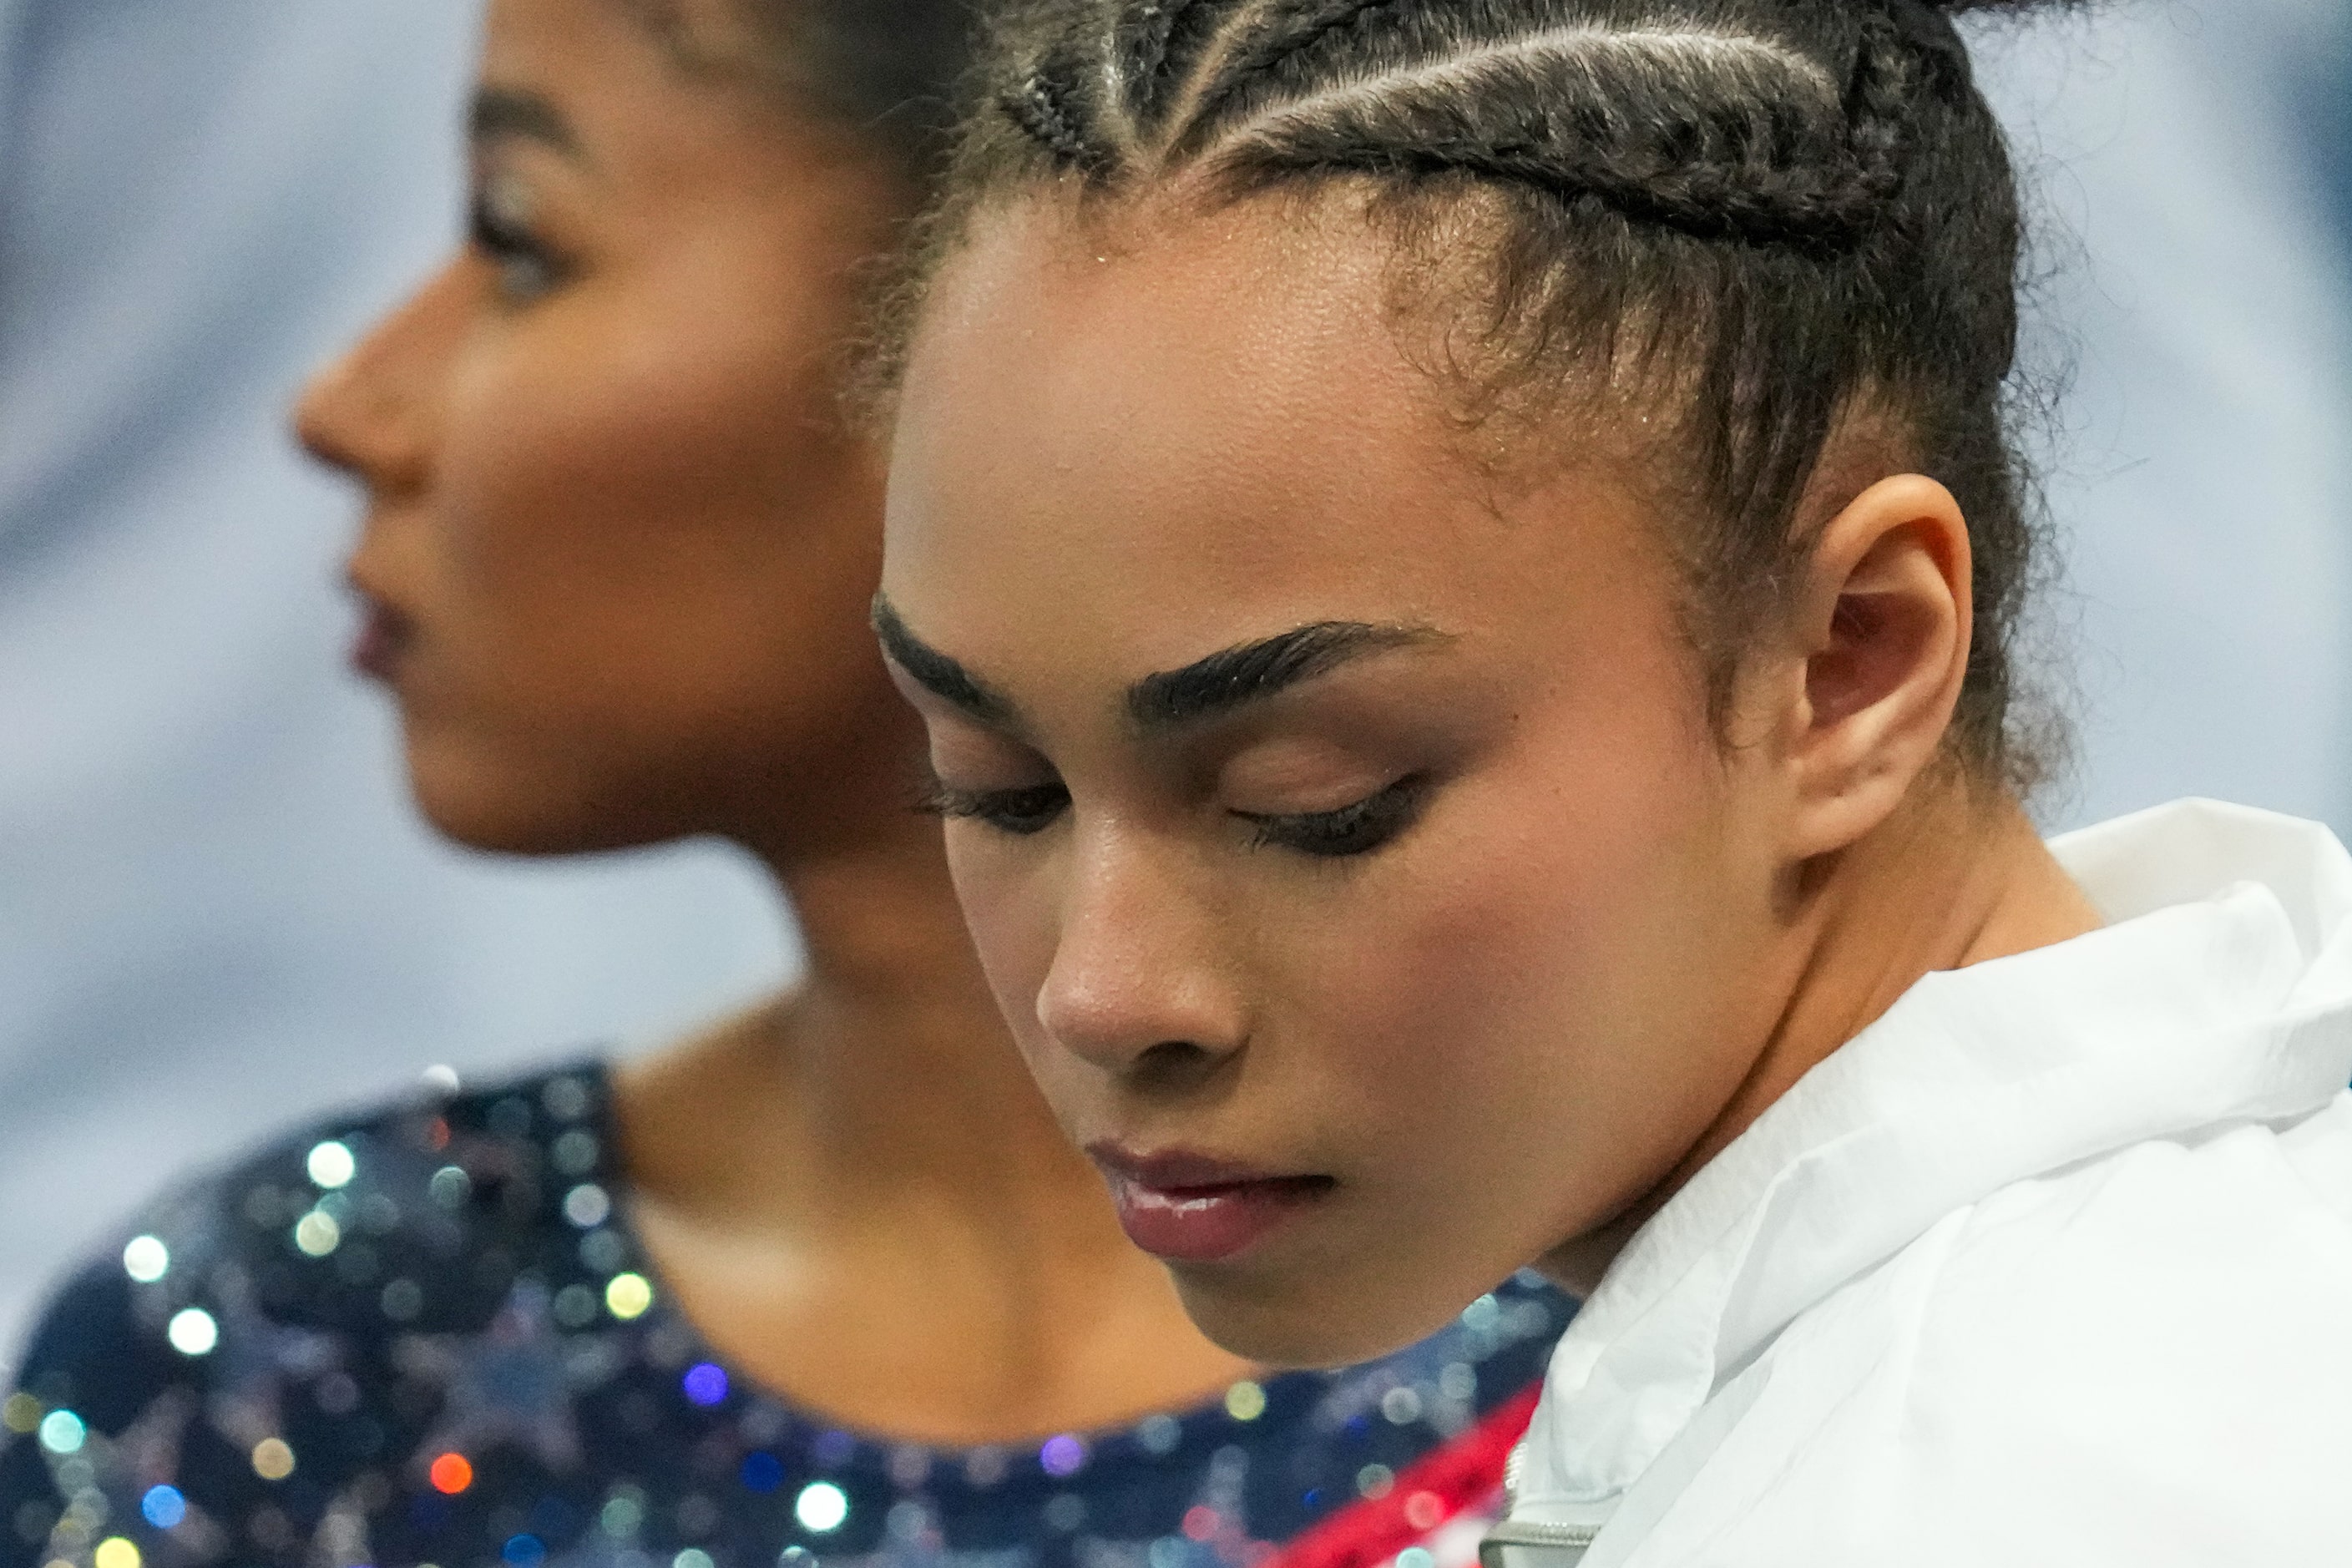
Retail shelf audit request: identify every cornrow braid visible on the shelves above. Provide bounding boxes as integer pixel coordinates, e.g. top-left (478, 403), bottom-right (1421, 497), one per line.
top-left (899, 0), bottom-right (2087, 783)
top-left (999, 53), bottom-right (1107, 170)
top-left (1172, 0), bottom-right (1427, 153)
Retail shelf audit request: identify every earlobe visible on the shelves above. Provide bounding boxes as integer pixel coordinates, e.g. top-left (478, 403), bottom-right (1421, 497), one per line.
top-left (1781, 474), bottom-right (1973, 858)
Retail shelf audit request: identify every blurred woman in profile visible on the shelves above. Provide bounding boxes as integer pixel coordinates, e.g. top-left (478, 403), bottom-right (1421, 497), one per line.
top-left (0, 3), bottom-right (1566, 1566)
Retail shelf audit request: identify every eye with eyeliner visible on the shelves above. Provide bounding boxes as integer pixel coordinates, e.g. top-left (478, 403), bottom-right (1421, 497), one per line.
top-left (919, 779), bottom-right (1071, 837)
top-left (467, 171), bottom-right (574, 304)
top-left (1237, 774), bottom-right (1429, 858)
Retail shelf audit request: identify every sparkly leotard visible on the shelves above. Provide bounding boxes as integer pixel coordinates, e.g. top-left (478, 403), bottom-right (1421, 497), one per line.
top-left (0, 1065), bottom-right (1570, 1568)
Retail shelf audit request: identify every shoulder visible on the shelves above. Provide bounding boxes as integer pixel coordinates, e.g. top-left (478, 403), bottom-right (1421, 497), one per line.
top-left (0, 1062), bottom-right (615, 1553)
top-left (1624, 1105), bottom-right (2352, 1565)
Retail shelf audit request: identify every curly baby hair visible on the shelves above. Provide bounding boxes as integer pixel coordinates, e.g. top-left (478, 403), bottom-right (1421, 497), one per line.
top-left (890, 0), bottom-right (2092, 785)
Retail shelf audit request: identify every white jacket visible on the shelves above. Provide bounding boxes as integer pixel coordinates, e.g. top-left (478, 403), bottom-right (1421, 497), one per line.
top-left (1493, 799), bottom-right (2352, 1566)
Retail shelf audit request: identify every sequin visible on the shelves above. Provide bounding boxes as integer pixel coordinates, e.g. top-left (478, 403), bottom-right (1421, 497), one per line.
top-left (794, 1482), bottom-right (848, 1534)
top-left (682, 1364), bottom-right (728, 1408)
top-left (605, 1272), bottom-right (654, 1321)
top-left (429, 1165), bottom-right (472, 1210)
top-left (601, 1493), bottom-right (645, 1536)
top-left (542, 1077), bottom-right (592, 1122)
top-left (552, 1129), bottom-right (600, 1176)
top-left (1135, 1414), bottom-right (1181, 1454)
top-left (306, 1141), bottom-right (357, 1190)
top-left (739, 1452), bottom-right (784, 1495)
top-left (1, 1062), bottom-right (1572, 1568)
top-left (293, 1210), bottom-right (341, 1258)
top-left (580, 1229), bottom-right (627, 1275)
top-left (164, 1310), bottom-right (216, 1357)
top-left (36, 1413), bottom-right (82, 1456)
top-left (564, 1183), bottom-right (612, 1228)
top-left (120, 1237), bottom-right (169, 1284)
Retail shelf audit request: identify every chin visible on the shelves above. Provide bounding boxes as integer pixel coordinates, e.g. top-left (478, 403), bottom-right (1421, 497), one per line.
top-left (1168, 1261), bottom-right (1469, 1371)
top-left (405, 742), bottom-right (654, 858)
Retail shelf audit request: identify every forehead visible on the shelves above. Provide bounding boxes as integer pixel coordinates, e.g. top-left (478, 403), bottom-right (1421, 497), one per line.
top-left (883, 191), bottom-right (1657, 693)
top-left (478, 0), bottom-right (792, 159)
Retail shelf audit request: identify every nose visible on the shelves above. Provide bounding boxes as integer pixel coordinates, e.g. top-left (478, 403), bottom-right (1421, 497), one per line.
top-left (291, 259), bottom-right (470, 495)
top-left (1034, 827), bottom-right (1249, 1089)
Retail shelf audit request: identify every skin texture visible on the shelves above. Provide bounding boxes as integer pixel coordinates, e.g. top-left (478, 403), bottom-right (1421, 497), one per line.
top-left (878, 189), bottom-right (2103, 1368)
top-left (293, 0), bottom-right (1253, 1442)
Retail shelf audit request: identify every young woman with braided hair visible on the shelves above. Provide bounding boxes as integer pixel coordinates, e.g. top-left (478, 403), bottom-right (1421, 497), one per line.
top-left (0, 4), bottom-right (1576, 1567)
top-left (875, 0), bottom-right (2352, 1560)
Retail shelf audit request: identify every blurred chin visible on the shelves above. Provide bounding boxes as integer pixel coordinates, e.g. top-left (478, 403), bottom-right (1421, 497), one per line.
top-left (402, 731), bottom-right (648, 857)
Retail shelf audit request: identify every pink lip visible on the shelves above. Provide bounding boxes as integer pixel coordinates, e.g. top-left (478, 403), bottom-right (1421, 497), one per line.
top-left (349, 595), bottom-right (414, 683)
top-left (1088, 1144), bottom-right (1333, 1263)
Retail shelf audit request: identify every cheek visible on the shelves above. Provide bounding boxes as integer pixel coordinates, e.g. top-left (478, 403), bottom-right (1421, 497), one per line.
top-left (945, 830), bottom-right (1060, 1058)
top-left (1262, 697), bottom-right (1748, 1230)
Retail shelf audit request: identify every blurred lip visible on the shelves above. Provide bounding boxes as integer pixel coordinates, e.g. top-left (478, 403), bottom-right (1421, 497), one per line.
top-left (1087, 1143), bottom-right (1334, 1263)
top-left (348, 587), bottom-right (416, 683)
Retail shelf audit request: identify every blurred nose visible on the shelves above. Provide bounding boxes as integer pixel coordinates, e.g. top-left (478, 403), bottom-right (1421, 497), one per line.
top-left (291, 259), bottom-right (469, 496)
top-left (1034, 827), bottom-right (1248, 1090)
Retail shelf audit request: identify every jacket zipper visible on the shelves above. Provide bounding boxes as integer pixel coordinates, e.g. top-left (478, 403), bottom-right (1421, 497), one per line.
top-left (1478, 1442), bottom-right (1606, 1567)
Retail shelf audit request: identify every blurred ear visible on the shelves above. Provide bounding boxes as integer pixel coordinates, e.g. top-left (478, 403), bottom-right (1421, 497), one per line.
top-left (1766, 473), bottom-right (1973, 859)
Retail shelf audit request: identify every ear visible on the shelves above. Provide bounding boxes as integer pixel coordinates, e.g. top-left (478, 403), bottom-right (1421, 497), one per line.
top-left (1771, 473), bottom-right (1973, 860)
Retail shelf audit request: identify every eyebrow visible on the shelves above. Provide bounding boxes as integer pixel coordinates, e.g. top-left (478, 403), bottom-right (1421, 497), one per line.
top-left (1126, 621), bottom-right (1449, 727)
top-left (469, 87), bottom-right (583, 156)
top-left (873, 595), bottom-right (1448, 735)
top-left (872, 595), bottom-right (1018, 726)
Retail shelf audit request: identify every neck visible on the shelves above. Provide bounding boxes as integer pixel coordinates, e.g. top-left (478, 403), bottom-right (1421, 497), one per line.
top-left (1544, 778), bottom-right (2104, 1292)
top-left (625, 798), bottom-right (1115, 1247)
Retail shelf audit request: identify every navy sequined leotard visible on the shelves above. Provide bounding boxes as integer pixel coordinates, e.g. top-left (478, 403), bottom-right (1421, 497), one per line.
top-left (1, 1065), bottom-right (1570, 1568)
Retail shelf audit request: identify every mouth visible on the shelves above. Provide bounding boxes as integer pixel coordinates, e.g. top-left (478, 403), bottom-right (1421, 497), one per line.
top-left (1086, 1144), bottom-right (1335, 1264)
top-left (349, 590), bottom-right (416, 684)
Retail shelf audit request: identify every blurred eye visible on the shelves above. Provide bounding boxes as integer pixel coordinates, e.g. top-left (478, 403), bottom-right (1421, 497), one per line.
top-left (1238, 775), bottom-right (1428, 859)
top-left (921, 781), bottom-right (1071, 837)
top-left (468, 171), bottom-right (570, 304)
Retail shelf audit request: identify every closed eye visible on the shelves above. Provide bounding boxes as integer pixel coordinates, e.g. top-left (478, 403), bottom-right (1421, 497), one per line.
top-left (920, 780), bottom-right (1071, 837)
top-left (1236, 775), bottom-right (1429, 859)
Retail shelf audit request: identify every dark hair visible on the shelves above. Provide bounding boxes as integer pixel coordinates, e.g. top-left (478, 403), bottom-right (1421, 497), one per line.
top-left (625, 0), bottom-right (979, 190)
top-left (895, 0), bottom-right (2086, 784)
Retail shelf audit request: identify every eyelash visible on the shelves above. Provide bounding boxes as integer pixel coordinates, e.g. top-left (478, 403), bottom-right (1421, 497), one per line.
top-left (1237, 774), bottom-right (1429, 858)
top-left (919, 781), bottom-right (1070, 837)
top-left (919, 776), bottom-right (1429, 860)
top-left (468, 191), bottom-right (569, 304)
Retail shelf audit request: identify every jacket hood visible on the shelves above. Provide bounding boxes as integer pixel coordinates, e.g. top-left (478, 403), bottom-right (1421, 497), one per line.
top-left (1515, 798), bottom-right (2352, 1515)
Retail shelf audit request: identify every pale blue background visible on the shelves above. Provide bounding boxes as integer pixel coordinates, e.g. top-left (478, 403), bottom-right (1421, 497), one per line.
top-left (0, 0), bottom-right (792, 1353)
top-left (0, 1), bottom-right (2346, 1358)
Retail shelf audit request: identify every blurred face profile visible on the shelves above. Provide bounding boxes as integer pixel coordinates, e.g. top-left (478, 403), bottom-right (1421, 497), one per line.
top-left (296, 0), bottom-right (905, 854)
top-left (878, 198), bottom-right (1803, 1368)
